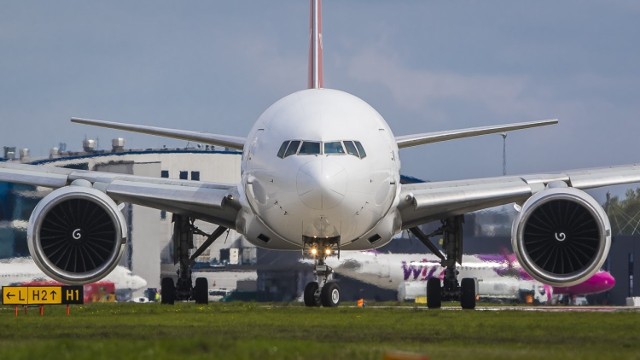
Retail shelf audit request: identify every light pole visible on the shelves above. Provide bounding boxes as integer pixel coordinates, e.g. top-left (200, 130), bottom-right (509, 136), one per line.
top-left (501, 133), bottom-right (507, 176)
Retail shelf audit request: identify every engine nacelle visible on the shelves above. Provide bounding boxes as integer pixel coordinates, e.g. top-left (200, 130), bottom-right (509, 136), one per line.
top-left (27, 185), bottom-right (127, 285)
top-left (512, 187), bottom-right (611, 287)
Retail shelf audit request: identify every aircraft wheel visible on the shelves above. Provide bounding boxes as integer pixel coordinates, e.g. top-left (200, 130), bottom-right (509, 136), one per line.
top-left (304, 282), bottom-right (321, 307)
top-left (161, 277), bottom-right (176, 305)
top-left (460, 278), bottom-right (476, 310)
top-left (320, 281), bottom-right (340, 307)
top-left (426, 278), bottom-right (441, 309)
top-left (194, 277), bottom-right (209, 304)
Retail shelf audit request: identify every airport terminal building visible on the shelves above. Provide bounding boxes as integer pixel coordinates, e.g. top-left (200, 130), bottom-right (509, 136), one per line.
top-left (0, 141), bottom-right (256, 296)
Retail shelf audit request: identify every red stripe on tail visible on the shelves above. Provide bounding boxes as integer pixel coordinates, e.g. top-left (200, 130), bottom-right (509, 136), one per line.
top-left (308, 0), bottom-right (323, 89)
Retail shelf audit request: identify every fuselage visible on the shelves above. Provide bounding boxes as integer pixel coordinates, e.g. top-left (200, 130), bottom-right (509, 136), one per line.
top-left (237, 89), bottom-right (402, 250)
top-left (553, 271), bottom-right (615, 296)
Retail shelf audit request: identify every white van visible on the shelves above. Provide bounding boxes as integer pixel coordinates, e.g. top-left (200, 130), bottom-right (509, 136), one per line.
top-left (208, 288), bottom-right (232, 302)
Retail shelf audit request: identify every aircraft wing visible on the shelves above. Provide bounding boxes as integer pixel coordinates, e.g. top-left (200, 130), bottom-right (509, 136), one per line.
top-left (71, 117), bottom-right (246, 150)
top-left (395, 119), bottom-right (557, 149)
top-left (398, 163), bottom-right (640, 228)
top-left (0, 162), bottom-right (240, 229)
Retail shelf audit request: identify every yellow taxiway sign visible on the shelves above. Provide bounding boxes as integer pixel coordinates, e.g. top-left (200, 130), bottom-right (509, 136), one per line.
top-left (2, 285), bottom-right (83, 305)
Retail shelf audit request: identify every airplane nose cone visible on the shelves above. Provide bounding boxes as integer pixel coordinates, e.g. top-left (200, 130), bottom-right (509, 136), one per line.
top-left (604, 273), bottom-right (616, 290)
top-left (297, 159), bottom-right (346, 210)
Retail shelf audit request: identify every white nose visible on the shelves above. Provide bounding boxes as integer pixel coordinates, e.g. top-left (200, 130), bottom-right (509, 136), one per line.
top-left (296, 159), bottom-right (346, 210)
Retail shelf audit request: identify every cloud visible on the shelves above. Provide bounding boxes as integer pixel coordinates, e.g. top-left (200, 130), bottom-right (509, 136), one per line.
top-left (345, 47), bottom-right (536, 118)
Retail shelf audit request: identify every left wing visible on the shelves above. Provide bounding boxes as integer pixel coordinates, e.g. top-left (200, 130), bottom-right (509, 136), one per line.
top-left (398, 163), bottom-right (640, 228)
top-left (0, 162), bottom-right (240, 228)
top-left (71, 117), bottom-right (246, 150)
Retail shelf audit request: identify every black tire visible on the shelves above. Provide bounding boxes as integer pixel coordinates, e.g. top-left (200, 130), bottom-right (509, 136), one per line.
top-left (427, 278), bottom-right (441, 309)
top-left (320, 281), bottom-right (341, 307)
top-left (461, 278), bottom-right (476, 310)
top-left (161, 277), bottom-right (176, 305)
top-left (304, 282), bottom-right (321, 307)
top-left (194, 277), bottom-right (209, 304)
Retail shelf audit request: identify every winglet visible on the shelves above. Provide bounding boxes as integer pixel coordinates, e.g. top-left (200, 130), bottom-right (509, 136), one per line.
top-left (308, 0), bottom-right (323, 89)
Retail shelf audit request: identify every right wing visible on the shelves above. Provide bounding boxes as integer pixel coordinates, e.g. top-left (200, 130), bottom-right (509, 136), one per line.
top-left (399, 163), bottom-right (640, 229)
top-left (0, 162), bottom-right (240, 229)
top-left (71, 117), bottom-right (246, 151)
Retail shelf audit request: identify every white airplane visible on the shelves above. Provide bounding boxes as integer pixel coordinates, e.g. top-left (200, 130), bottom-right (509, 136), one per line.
top-left (0, 257), bottom-right (147, 295)
top-left (0, 0), bottom-right (639, 309)
top-left (323, 251), bottom-right (549, 303)
top-left (326, 251), bottom-right (615, 304)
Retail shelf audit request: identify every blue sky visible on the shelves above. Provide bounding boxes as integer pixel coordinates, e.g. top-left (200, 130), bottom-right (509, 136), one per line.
top-left (1, 1), bottom-right (639, 194)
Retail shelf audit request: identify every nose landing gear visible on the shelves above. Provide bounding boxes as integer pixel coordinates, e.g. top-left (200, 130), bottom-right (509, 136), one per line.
top-left (303, 237), bottom-right (341, 307)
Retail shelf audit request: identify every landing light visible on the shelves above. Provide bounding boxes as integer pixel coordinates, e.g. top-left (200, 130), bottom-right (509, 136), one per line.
top-left (310, 247), bottom-right (318, 256)
top-left (324, 247), bottom-right (332, 256)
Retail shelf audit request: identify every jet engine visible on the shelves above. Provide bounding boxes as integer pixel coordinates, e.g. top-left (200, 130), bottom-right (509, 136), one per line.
top-left (511, 187), bottom-right (611, 287)
top-left (27, 184), bottom-right (127, 285)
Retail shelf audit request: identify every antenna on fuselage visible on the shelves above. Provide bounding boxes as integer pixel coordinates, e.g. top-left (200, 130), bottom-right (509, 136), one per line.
top-left (308, 0), bottom-right (323, 89)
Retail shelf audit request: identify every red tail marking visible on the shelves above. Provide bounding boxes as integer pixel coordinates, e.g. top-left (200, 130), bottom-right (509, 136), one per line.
top-left (308, 0), bottom-right (323, 89)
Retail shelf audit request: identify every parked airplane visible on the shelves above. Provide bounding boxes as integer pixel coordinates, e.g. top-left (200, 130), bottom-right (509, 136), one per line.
top-left (325, 251), bottom-right (614, 303)
top-left (0, 0), bottom-right (639, 309)
top-left (323, 251), bottom-right (547, 303)
top-left (0, 257), bottom-right (147, 299)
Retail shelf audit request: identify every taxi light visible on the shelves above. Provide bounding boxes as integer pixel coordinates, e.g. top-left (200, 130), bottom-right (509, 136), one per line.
top-left (310, 247), bottom-right (318, 256)
top-left (324, 248), bottom-right (332, 256)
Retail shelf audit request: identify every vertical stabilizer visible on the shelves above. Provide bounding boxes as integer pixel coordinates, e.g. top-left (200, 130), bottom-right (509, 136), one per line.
top-left (308, 0), bottom-right (323, 89)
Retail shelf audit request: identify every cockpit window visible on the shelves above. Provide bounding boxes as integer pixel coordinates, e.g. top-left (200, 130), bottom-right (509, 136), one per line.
top-left (284, 140), bottom-right (301, 157)
top-left (277, 139), bottom-right (366, 159)
top-left (299, 141), bottom-right (321, 155)
top-left (277, 142), bottom-right (289, 158)
top-left (343, 141), bottom-right (358, 157)
top-left (354, 141), bottom-right (367, 158)
top-left (324, 141), bottom-right (345, 154)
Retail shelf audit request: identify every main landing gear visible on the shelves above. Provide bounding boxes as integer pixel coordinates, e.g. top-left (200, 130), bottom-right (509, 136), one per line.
top-left (161, 215), bottom-right (228, 305)
top-left (303, 237), bottom-right (341, 307)
top-left (409, 215), bottom-right (477, 310)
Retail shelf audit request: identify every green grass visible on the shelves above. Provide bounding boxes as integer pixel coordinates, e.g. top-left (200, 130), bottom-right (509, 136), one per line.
top-left (0, 302), bottom-right (639, 360)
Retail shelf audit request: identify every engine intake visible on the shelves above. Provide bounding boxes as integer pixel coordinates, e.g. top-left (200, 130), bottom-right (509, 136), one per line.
top-left (512, 187), bottom-right (611, 287)
top-left (27, 185), bottom-right (127, 285)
